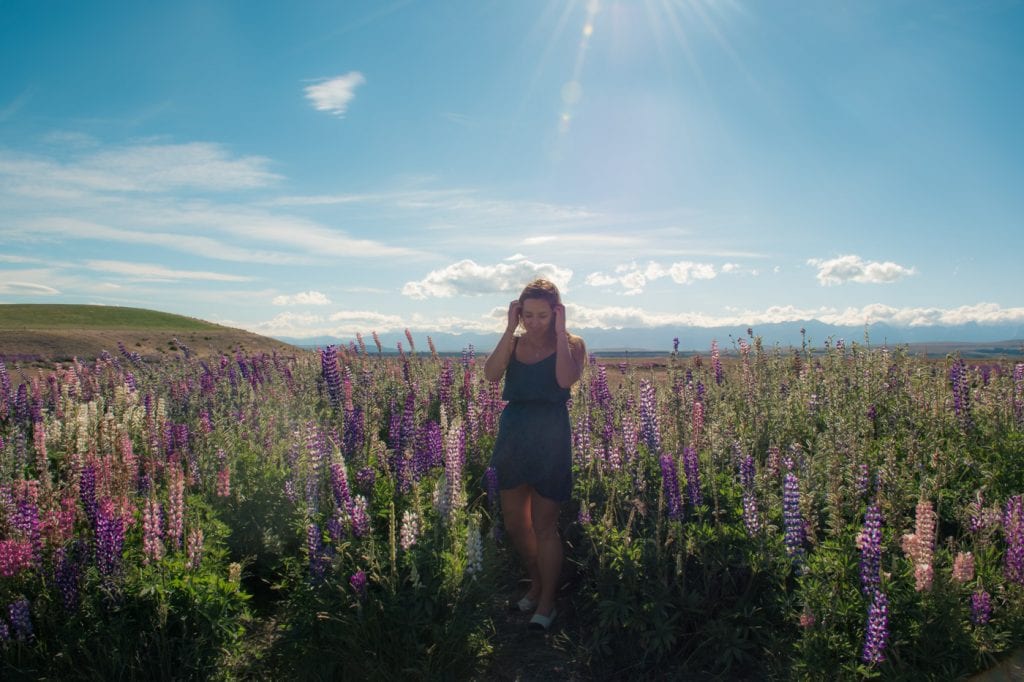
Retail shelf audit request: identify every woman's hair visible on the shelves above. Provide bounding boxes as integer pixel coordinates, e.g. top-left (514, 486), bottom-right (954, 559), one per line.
top-left (516, 279), bottom-right (564, 339)
top-left (517, 279), bottom-right (562, 307)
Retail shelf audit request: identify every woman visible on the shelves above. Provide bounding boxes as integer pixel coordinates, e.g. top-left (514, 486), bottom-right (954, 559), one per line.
top-left (484, 279), bottom-right (586, 631)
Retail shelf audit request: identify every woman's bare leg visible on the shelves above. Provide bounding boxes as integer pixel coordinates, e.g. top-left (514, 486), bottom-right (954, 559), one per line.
top-left (530, 491), bottom-right (562, 617)
top-left (500, 484), bottom-right (541, 601)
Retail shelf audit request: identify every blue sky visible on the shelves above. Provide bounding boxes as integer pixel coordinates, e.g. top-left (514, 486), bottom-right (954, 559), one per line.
top-left (2, 0), bottom-right (1022, 345)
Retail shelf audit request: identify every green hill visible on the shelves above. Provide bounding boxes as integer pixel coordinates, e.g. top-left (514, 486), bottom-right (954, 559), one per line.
top-left (0, 304), bottom-right (303, 365)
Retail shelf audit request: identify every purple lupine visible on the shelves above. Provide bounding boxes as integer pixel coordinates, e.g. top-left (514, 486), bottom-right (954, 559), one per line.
top-left (350, 496), bottom-right (370, 538)
top-left (970, 590), bottom-right (992, 626)
top-left (8, 597), bottom-right (33, 642)
top-left (355, 466), bottom-right (376, 495)
top-left (621, 397), bottom-right (638, 463)
top-left (167, 465), bottom-right (185, 550)
top-left (413, 420), bottom-right (443, 481)
top-left (95, 499), bottom-right (126, 578)
top-left (949, 357), bottom-right (973, 431)
top-left (1013, 363), bottom-right (1023, 425)
top-left (329, 460), bottom-right (354, 516)
top-left (484, 465), bottom-right (500, 514)
top-left (858, 502), bottom-right (883, 595)
top-left (673, 337), bottom-right (680, 354)
top-left (342, 405), bottom-right (365, 459)
top-left (307, 523), bottom-right (328, 582)
top-left (80, 463), bottom-right (98, 529)
top-left (682, 446), bottom-right (703, 508)
top-left (321, 345), bottom-right (343, 408)
top-left (350, 569), bottom-right (368, 599)
top-left (639, 379), bottom-right (663, 456)
top-left (659, 454), bottom-right (683, 521)
top-left (783, 471), bottom-right (805, 560)
top-left (305, 423), bottom-right (328, 513)
top-left (53, 542), bottom-right (83, 611)
top-left (739, 454), bottom-right (760, 536)
top-left (1003, 495), bottom-right (1024, 585)
top-left (855, 463), bottom-right (871, 499)
top-left (861, 590), bottom-right (890, 665)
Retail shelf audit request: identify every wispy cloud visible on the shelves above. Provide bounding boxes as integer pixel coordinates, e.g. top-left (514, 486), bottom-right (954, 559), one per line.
top-left (585, 260), bottom-right (717, 295)
top-left (272, 291), bottom-right (332, 306)
top-left (304, 72), bottom-right (366, 116)
top-left (0, 281), bottom-right (60, 295)
top-left (85, 260), bottom-right (254, 282)
top-left (808, 255), bottom-right (916, 286)
top-left (402, 256), bottom-right (573, 299)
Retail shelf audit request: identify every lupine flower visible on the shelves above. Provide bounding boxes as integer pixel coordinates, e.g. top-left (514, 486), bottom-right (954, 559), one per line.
top-left (0, 539), bottom-right (33, 577)
top-left (186, 527), bottom-right (204, 569)
top-left (167, 466), bottom-right (185, 550)
top-left (682, 447), bottom-right (702, 508)
top-left (949, 357), bottom-right (973, 431)
top-left (659, 454), bottom-right (683, 521)
top-left (855, 463), bottom-right (870, 499)
top-left (400, 509), bottom-right (421, 551)
top-left (8, 597), bottom-right (33, 642)
top-left (691, 400), bottom-right (704, 443)
top-left (80, 463), bottom-right (98, 529)
top-left (952, 552), bottom-right (975, 583)
top-left (857, 503), bottom-right (883, 595)
top-left (342, 405), bottom-right (365, 459)
top-left (970, 590), bottom-right (992, 626)
top-left (444, 422), bottom-right (466, 521)
top-left (350, 495), bottom-right (371, 538)
top-left (321, 345), bottom-right (343, 408)
top-left (465, 515), bottom-right (484, 577)
top-left (861, 590), bottom-right (890, 665)
top-left (901, 500), bottom-right (936, 591)
top-left (350, 569), bottom-right (368, 599)
top-left (142, 498), bottom-right (165, 565)
top-left (307, 523), bottom-right (329, 582)
top-left (783, 472), bottom-right (805, 560)
top-left (639, 380), bottom-right (663, 456)
top-left (711, 341), bottom-right (723, 385)
top-left (95, 499), bottom-right (126, 578)
top-left (800, 608), bottom-right (816, 629)
top-left (1004, 495), bottom-right (1024, 585)
top-left (739, 454), bottom-right (760, 536)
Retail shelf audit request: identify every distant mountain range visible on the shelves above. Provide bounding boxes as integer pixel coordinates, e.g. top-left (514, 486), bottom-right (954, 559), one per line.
top-left (276, 320), bottom-right (1024, 356)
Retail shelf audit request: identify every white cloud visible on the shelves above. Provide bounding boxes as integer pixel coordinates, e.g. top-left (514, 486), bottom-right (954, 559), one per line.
top-left (0, 281), bottom-right (60, 295)
top-left (272, 291), bottom-right (332, 306)
top-left (304, 72), bottom-right (366, 117)
top-left (85, 260), bottom-right (254, 282)
top-left (0, 142), bottom-right (280, 195)
top-left (586, 260), bottom-right (718, 294)
top-left (402, 257), bottom-right (573, 299)
top-left (808, 255), bottom-right (916, 286)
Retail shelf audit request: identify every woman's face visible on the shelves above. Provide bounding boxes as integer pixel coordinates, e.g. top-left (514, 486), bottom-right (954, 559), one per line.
top-left (520, 297), bottom-right (553, 336)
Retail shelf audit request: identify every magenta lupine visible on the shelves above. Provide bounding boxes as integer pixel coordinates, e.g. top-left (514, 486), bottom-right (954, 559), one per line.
top-left (1003, 495), bottom-right (1024, 585)
top-left (8, 597), bottom-right (33, 642)
top-left (861, 590), bottom-right (890, 665)
top-left (857, 503), bottom-right (883, 595)
top-left (350, 569), bottom-right (368, 599)
top-left (142, 498), bottom-right (164, 565)
top-left (783, 471), bottom-right (805, 560)
top-left (659, 454), bottom-right (683, 521)
top-left (0, 540), bottom-right (33, 577)
top-left (682, 446), bottom-right (703, 509)
top-left (970, 590), bottom-right (992, 626)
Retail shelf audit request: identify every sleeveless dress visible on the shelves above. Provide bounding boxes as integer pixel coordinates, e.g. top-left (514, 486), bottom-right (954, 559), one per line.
top-left (489, 344), bottom-right (573, 502)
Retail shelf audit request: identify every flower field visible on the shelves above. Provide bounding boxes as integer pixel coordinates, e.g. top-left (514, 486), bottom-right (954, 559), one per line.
top-left (1, 332), bottom-right (1023, 680)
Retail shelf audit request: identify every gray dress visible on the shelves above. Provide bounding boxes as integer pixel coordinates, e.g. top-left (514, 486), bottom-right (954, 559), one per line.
top-left (489, 344), bottom-right (573, 502)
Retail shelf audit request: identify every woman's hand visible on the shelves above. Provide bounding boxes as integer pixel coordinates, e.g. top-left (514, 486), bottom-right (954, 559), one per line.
top-left (506, 300), bottom-right (522, 332)
top-left (553, 303), bottom-right (568, 335)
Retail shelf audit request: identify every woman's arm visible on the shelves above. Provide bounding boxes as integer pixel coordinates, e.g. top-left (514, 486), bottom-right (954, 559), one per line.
top-left (483, 301), bottom-right (521, 382)
top-left (553, 305), bottom-right (585, 388)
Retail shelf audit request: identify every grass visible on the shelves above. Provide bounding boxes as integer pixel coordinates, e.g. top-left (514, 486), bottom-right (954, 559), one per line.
top-left (0, 304), bottom-right (223, 330)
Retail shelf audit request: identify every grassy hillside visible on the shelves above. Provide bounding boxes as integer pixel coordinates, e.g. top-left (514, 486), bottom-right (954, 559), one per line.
top-left (0, 304), bottom-right (303, 365)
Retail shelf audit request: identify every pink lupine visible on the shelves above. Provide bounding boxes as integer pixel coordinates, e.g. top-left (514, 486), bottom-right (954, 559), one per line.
top-left (0, 539), bottom-right (33, 577)
top-left (216, 465), bottom-right (231, 497)
top-left (142, 498), bottom-right (164, 565)
top-left (952, 551), bottom-right (975, 583)
top-left (901, 500), bottom-right (936, 591)
top-left (167, 465), bottom-right (185, 550)
top-left (186, 527), bottom-right (204, 570)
